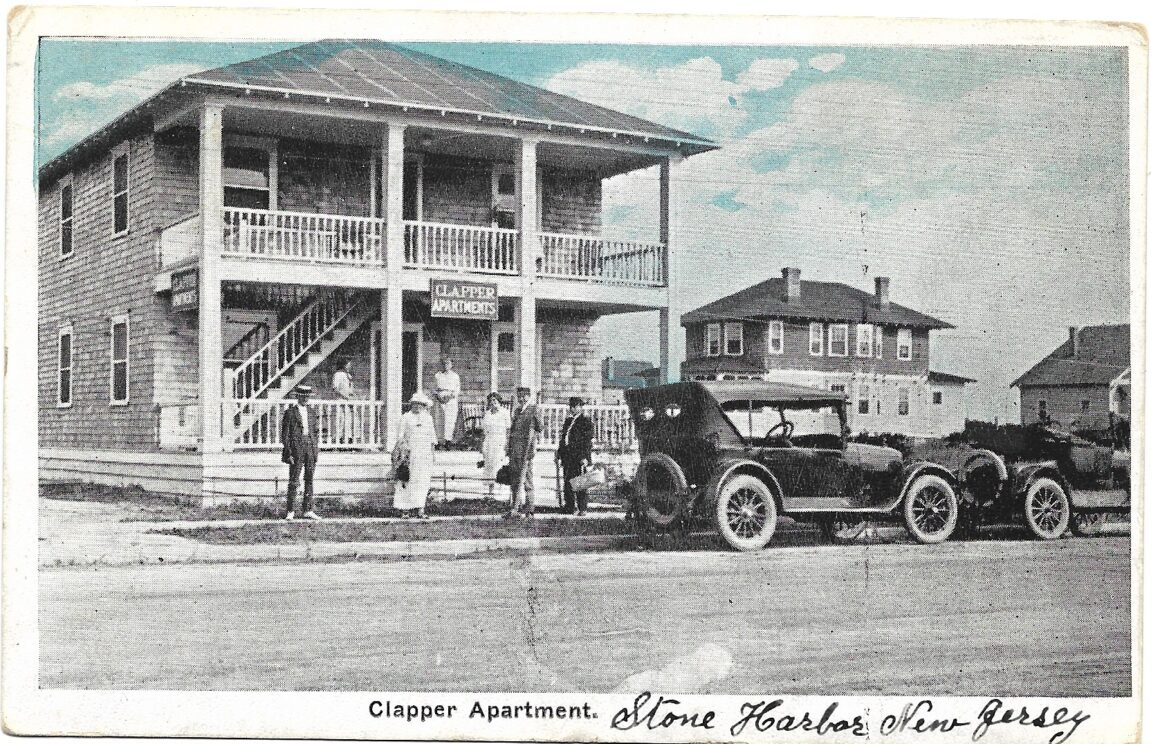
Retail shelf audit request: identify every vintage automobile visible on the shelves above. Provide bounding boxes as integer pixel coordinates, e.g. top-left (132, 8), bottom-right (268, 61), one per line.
top-left (958, 425), bottom-right (1130, 539)
top-left (625, 381), bottom-right (962, 551)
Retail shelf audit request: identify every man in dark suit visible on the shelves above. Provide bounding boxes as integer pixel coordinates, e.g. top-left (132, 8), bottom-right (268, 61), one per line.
top-left (506, 386), bottom-right (542, 518)
top-left (556, 396), bottom-right (594, 516)
top-left (280, 385), bottom-right (322, 521)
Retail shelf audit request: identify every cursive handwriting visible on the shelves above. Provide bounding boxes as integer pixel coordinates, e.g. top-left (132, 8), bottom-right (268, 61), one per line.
top-left (610, 692), bottom-right (716, 731)
top-left (731, 699), bottom-right (868, 738)
top-left (973, 699), bottom-right (1091, 744)
top-left (882, 699), bottom-right (971, 735)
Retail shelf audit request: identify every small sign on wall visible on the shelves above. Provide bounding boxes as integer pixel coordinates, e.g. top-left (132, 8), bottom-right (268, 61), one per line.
top-left (430, 279), bottom-right (499, 320)
top-left (171, 268), bottom-right (199, 312)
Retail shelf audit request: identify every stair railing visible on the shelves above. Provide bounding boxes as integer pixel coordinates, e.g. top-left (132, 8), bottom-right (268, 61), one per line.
top-left (230, 293), bottom-right (364, 401)
top-left (224, 321), bottom-right (271, 363)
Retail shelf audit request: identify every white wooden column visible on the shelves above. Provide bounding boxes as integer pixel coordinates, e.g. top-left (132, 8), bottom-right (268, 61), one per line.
top-left (198, 104), bottom-right (225, 452)
top-left (382, 122), bottom-right (406, 448)
top-left (658, 155), bottom-right (680, 384)
top-left (516, 138), bottom-right (538, 389)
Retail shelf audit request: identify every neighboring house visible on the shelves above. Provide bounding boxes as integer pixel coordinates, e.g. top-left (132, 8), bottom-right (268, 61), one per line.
top-left (1012, 324), bottom-right (1130, 429)
top-left (38, 40), bottom-right (716, 499)
top-left (680, 267), bottom-right (970, 438)
top-left (600, 357), bottom-right (651, 404)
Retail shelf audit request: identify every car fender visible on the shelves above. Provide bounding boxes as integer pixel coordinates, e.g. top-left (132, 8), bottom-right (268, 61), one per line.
top-left (887, 461), bottom-right (959, 511)
top-left (705, 458), bottom-right (785, 511)
top-left (961, 448), bottom-right (1008, 484)
top-left (1010, 461), bottom-right (1070, 498)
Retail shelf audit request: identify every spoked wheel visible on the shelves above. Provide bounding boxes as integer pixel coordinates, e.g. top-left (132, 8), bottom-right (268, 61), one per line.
top-left (1023, 477), bottom-right (1070, 540)
top-left (633, 453), bottom-right (690, 540)
top-left (1069, 511), bottom-right (1106, 537)
top-left (902, 474), bottom-right (958, 544)
top-left (715, 475), bottom-right (777, 551)
top-left (821, 518), bottom-right (870, 543)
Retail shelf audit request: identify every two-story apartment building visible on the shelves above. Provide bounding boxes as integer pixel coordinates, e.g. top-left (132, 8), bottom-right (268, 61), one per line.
top-left (680, 268), bottom-right (971, 437)
top-left (38, 40), bottom-right (716, 499)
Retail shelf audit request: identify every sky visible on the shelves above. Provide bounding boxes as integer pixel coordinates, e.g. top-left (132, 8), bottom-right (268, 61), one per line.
top-left (37, 40), bottom-right (1131, 422)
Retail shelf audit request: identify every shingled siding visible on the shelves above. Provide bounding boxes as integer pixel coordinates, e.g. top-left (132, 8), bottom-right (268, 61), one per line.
top-left (538, 310), bottom-right (602, 404)
top-left (39, 131), bottom-right (164, 450)
top-left (684, 320), bottom-right (930, 377)
top-left (153, 127), bottom-right (199, 230)
top-left (540, 168), bottom-right (601, 234)
top-left (422, 158), bottom-right (492, 226)
top-left (1019, 383), bottom-right (1109, 428)
top-left (279, 140), bottom-right (374, 216)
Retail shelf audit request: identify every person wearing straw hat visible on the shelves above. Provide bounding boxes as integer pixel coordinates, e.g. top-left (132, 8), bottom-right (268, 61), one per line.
top-left (556, 396), bottom-right (594, 516)
top-left (505, 386), bottom-right (542, 518)
top-left (280, 385), bottom-right (322, 521)
top-left (394, 391), bottom-right (436, 519)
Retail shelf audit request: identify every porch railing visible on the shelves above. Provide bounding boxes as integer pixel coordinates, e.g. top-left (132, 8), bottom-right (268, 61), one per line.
top-left (461, 402), bottom-right (636, 450)
top-left (222, 208), bottom-right (383, 265)
top-left (403, 220), bottom-right (519, 274)
top-left (536, 232), bottom-right (666, 286)
top-left (227, 399), bottom-right (383, 450)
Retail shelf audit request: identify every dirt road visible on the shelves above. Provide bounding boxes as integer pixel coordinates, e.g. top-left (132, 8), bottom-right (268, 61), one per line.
top-left (39, 535), bottom-right (1131, 695)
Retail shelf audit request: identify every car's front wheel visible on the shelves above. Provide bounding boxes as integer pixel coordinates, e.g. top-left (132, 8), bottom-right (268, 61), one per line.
top-left (1023, 477), bottom-right (1070, 540)
top-left (715, 474), bottom-right (777, 551)
top-left (902, 474), bottom-right (958, 544)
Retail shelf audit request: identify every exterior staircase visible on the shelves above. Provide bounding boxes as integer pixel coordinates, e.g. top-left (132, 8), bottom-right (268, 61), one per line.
top-left (228, 292), bottom-right (374, 443)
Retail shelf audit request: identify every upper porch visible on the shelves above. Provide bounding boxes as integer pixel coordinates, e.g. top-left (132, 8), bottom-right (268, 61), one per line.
top-left (155, 93), bottom-right (682, 299)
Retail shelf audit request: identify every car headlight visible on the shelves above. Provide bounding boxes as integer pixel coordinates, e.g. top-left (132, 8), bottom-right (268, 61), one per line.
top-left (640, 407), bottom-right (655, 421)
top-left (665, 403), bottom-right (682, 418)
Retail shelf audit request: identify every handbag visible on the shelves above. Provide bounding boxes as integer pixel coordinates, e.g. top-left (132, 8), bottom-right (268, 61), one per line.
top-left (569, 466), bottom-right (606, 492)
top-left (395, 461), bottom-right (410, 485)
top-left (495, 464), bottom-right (513, 486)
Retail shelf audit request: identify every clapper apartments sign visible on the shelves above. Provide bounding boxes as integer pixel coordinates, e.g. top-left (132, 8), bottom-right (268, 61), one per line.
top-left (170, 267), bottom-right (199, 312)
top-left (430, 279), bottom-right (499, 320)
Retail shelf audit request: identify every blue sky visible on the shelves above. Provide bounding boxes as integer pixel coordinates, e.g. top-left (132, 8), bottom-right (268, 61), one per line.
top-left (37, 39), bottom-right (1130, 421)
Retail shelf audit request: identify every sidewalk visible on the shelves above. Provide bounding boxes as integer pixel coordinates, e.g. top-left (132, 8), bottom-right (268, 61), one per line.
top-left (38, 499), bottom-right (635, 568)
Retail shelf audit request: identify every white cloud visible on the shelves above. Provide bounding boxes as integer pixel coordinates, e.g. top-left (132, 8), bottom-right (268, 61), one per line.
top-left (42, 111), bottom-right (98, 147)
top-left (808, 53), bottom-right (846, 73)
top-left (53, 63), bottom-right (202, 103)
top-left (736, 58), bottom-right (799, 91)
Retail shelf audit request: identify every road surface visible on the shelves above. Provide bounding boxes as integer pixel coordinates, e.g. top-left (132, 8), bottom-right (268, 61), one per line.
top-left (39, 534), bottom-right (1131, 695)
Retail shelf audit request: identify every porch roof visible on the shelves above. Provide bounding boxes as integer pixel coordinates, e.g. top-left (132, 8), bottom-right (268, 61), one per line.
top-left (40, 40), bottom-right (717, 186)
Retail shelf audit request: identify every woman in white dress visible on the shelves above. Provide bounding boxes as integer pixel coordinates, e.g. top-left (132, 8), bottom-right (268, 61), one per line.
top-left (480, 392), bottom-right (511, 497)
top-left (394, 392), bottom-right (436, 518)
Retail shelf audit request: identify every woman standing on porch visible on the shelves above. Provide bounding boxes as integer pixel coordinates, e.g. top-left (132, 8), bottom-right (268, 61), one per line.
top-left (393, 392), bottom-right (435, 518)
top-left (480, 392), bottom-right (511, 497)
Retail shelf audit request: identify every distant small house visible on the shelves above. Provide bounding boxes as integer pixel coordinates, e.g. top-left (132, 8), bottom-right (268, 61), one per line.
top-left (1012, 324), bottom-right (1130, 429)
top-left (680, 267), bottom-right (971, 438)
top-left (600, 357), bottom-right (652, 403)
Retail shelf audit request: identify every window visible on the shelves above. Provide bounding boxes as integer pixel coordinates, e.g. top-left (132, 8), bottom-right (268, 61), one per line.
top-left (828, 324), bottom-right (848, 357)
top-left (497, 332), bottom-right (515, 353)
top-left (112, 151), bottom-right (129, 235)
top-left (57, 325), bottom-right (73, 407)
top-left (1081, 399), bottom-right (1090, 413)
top-left (858, 384), bottom-right (870, 415)
top-left (855, 324), bottom-right (873, 357)
top-left (898, 386), bottom-right (910, 416)
top-left (224, 142), bottom-right (274, 210)
top-left (874, 326), bottom-right (883, 359)
top-left (830, 384), bottom-right (846, 394)
top-left (767, 321), bottom-right (783, 355)
top-left (60, 182), bottom-right (73, 257)
top-left (897, 328), bottom-right (913, 360)
top-left (1038, 400), bottom-right (1048, 422)
top-left (705, 324), bottom-right (721, 357)
top-left (809, 323), bottom-right (824, 356)
top-left (497, 304), bottom-right (515, 323)
top-left (932, 390), bottom-right (943, 405)
top-left (110, 315), bottom-right (129, 404)
top-left (724, 323), bottom-right (744, 356)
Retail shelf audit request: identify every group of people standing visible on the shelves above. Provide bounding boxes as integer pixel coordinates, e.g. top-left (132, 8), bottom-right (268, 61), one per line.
top-left (279, 356), bottom-right (595, 521)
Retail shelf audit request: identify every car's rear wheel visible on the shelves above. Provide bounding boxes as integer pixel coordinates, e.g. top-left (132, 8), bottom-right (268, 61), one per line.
top-left (633, 453), bottom-right (689, 535)
top-left (1069, 511), bottom-right (1106, 537)
top-left (1023, 477), bottom-right (1069, 539)
top-left (715, 474), bottom-right (777, 551)
top-left (902, 474), bottom-right (958, 544)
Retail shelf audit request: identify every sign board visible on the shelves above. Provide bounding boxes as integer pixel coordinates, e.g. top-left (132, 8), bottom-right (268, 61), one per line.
top-left (171, 268), bottom-right (199, 312)
top-left (430, 279), bottom-right (499, 320)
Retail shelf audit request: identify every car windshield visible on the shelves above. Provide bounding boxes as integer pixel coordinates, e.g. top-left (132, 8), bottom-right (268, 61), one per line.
top-left (720, 400), bottom-right (845, 444)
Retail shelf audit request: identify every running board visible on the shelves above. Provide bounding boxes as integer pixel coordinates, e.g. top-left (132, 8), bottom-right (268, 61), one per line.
top-left (782, 497), bottom-right (899, 513)
top-left (1071, 489), bottom-right (1129, 510)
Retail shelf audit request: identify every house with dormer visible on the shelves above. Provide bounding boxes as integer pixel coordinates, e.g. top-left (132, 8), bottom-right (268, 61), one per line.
top-left (38, 40), bottom-right (716, 499)
top-left (680, 268), bottom-right (972, 438)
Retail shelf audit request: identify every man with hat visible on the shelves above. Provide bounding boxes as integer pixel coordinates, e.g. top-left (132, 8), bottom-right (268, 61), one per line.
top-left (505, 386), bottom-right (542, 518)
top-left (556, 396), bottom-right (594, 516)
top-left (280, 385), bottom-right (322, 520)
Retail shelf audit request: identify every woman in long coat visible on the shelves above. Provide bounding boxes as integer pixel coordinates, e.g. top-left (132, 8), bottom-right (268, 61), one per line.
top-left (394, 392), bottom-right (436, 518)
top-left (480, 392), bottom-right (511, 497)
